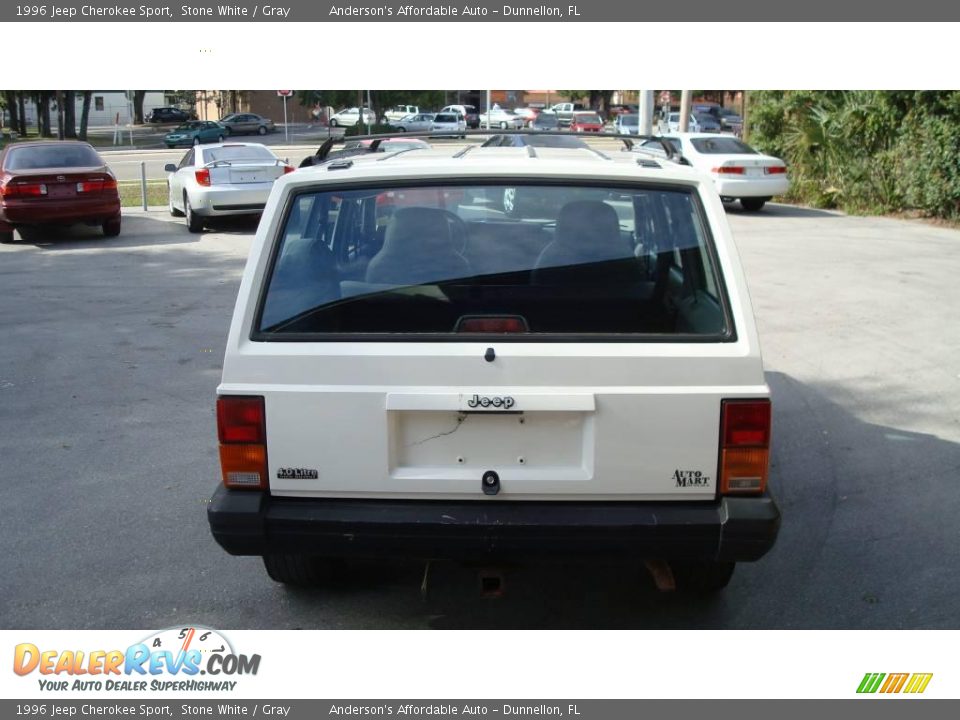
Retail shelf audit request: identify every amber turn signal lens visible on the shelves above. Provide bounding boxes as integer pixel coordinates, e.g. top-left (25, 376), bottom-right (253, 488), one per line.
top-left (720, 447), bottom-right (770, 494)
top-left (219, 444), bottom-right (268, 490)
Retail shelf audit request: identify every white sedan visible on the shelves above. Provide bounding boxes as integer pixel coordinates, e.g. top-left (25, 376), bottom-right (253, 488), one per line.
top-left (478, 108), bottom-right (524, 129)
top-left (637, 133), bottom-right (789, 211)
top-left (165, 142), bottom-right (293, 232)
top-left (328, 107), bottom-right (376, 128)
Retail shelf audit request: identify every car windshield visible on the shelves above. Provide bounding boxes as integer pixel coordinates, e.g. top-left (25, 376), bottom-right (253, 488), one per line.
top-left (257, 183), bottom-right (729, 339)
top-left (621, 115), bottom-right (639, 126)
top-left (203, 145), bottom-right (276, 162)
top-left (535, 114), bottom-right (559, 127)
top-left (434, 114), bottom-right (458, 123)
top-left (574, 114), bottom-right (602, 124)
top-left (221, 114), bottom-right (240, 122)
top-left (690, 137), bottom-right (758, 154)
top-left (4, 144), bottom-right (103, 170)
top-left (174, 123), bottom-right (200, 131)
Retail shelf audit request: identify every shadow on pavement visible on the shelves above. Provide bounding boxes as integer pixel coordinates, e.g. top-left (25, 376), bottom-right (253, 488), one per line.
top-left (726, 202), bottom-right (842, 219)
top-left (9, 211), bottom-right (259, 250)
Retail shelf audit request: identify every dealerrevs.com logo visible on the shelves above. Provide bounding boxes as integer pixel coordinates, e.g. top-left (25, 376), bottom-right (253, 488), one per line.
top-left (13, 626), bottom-right (260, 692)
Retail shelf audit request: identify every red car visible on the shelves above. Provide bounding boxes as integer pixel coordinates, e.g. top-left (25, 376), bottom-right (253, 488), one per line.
top-left (0, 141), bottom-right (121, 243)
top-left (569, 111), bottom-right (605, 133)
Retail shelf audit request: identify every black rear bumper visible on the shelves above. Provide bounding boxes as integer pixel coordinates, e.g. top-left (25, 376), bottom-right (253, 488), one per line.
top-left (207, 487), bottom-right (780, 563)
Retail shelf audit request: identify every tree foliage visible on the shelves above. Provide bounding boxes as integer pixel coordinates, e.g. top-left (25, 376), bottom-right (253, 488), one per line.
top-left (748, 90), bottom-right (960, 218)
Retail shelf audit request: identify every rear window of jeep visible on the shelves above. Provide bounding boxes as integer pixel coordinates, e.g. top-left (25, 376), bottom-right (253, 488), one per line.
top-left (256, 183), bottom-right (731, 340)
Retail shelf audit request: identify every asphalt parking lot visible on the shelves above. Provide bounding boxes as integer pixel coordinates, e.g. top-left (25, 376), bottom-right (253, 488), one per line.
top-left (1, 204), bottom-right (958, 629)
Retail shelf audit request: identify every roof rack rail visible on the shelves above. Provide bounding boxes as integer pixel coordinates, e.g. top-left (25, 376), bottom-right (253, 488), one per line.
top-left (297, 129), bottom-right (681, 166)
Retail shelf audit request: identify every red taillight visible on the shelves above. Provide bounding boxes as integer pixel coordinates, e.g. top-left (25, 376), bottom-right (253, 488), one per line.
top-left (456, 316), bottom-right (528, 333)
top-left (711, 166), bottom-right (746, 175)
top-left (217, 396), bottom-right (266, 444)
top-left (217, 396), bottom-right (268, 490)
top-left (719, 399), bottom-right (771, 495)
top-left (195, 168), bottom-right (211, 187)
top-left (764, 166), bottom-right (787, 175)
top-left (76, 175), bottom-right (118, 193)
top-left (1, 181), bottom-right (48, 197)
top-left (283, 165), bottom-right (295, 174)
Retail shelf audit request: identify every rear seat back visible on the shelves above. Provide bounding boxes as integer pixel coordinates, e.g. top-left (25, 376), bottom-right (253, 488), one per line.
top-left (463, 221), bottom-right (550, 277)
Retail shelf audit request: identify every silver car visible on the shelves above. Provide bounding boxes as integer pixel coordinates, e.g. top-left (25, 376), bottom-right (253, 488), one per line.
top-left (165, 142), bottom-right (292, 233)
top-left (430, 112), bottom-right (467, 138)
top-left (219, 113), bottom-right (276, 136)
top-left (392, 112), bottom-right (435, 133)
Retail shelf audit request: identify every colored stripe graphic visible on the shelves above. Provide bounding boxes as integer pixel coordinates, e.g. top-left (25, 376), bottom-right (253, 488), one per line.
top-left (857, 672), bottom-right (932, 694)
top-left (904, 673), bottom-right (933, 694)
top-left (880, 673), bottom-right (909, 693)
top-left (858, 673), bottom-right (885, 693)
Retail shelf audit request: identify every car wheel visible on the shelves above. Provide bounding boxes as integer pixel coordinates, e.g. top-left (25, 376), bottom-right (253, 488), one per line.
top-left (184, 193), bottom-right (204, 233)
top-left (740, 197), bottom-right (767, 212)
top-left (192, 137), bottom-right (201, 146)
top-left (217, 135), bottom-right (224, 143)
top-left (262, 554), bottom-right (341, 586)
top-left (0, 230), bottom-right (15, 244)
top-left (499, 121), bottom-right (508, 129)
top-left (222, 127), bottom-right (231, 136)
top-left (102, 218), bottom-right (121, 237)
top-left (258, 125), bottom-right (267, 136)
top-left (395, 127), bottom-right (405, 132)
top-left (329, 119), bottom-right (339, 127)
top-left (671, 561), bottom-right (736, 593)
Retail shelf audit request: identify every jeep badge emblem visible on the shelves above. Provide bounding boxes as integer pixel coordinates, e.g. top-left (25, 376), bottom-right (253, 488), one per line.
top-left (467, 394), bottom-right (515, 410)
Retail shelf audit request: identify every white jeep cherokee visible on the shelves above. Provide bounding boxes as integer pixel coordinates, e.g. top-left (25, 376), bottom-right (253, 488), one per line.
top-left (207, 135), bottom-right (780, 592)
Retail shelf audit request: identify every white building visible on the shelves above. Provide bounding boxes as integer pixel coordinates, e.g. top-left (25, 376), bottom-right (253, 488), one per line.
top-left (18, 91), bottom-right (168, 127)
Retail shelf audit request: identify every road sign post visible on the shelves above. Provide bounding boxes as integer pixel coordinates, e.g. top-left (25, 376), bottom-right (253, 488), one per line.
top-left (277, 90), bottom-right (294, 143)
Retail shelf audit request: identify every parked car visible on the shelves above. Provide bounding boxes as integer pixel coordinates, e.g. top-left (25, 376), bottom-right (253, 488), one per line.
top-left (549, 102), bottom-right (588, 126)
top-left (694, 104), bottom-right (743, 131)
top-left (531, 111), bottom-right (560, 131)
top-left (164, 142), bottom-right (292, 232)
top-left (479, 108), bottom-right (524, 130)
top-left (711, 107), bottom-right (744, 133)
top-left (164, 121), bottom-right (227, 148)
top-left (440, 104), bottom-right (480, 129)
top-left (612, 113), bottom-right (640, 135)
top-left (207, 135), bottom-right (780, 594)
top-left (569, 111), bottom-right (604, 133)
top-left (636, 133), bottom-right (789, 211)
top-left (430, 112), bottom-right (467, 137)
top-left (218, 113), bottom-right (276, 136)
top-left (693, 113), bottom-right (722, 133)
top-left (607, 103), bottom-right (638, 118)
top-left (329, 108), bottom-right (376, 128)
top-left (510, 107), bottom-right (540, 126)
top-left (0, 141), bottom-right (121, 242)
top-left (660, 112), bottom-right (702, 134)
top-left (382, 105), bottom-right (419, 123)
top-left (148, 107), bottom-right (191, 123)
top-left (391, 113), bottom-right (435, 133)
